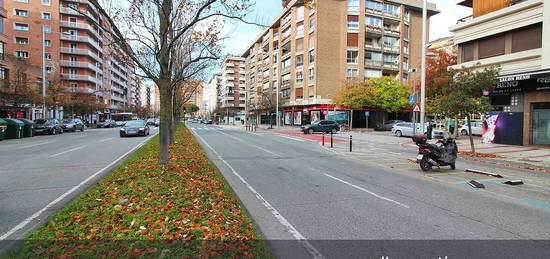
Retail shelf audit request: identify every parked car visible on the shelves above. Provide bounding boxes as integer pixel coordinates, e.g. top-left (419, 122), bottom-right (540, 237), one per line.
top-left (61, 118), bottom-right (85, 132)
top-left (375, 120), bottom-right (405, 131)
top-left (391, 122), bottom-right (424, 137)
top-left (97, 119), bottom-right (116, 128)
top-left (301, 120), bottom-right (340, 134)
top-left (120, 120), bottom-right (150, 137)
top-left (460, 121), bottom-right (483, 136)
top-left (146, 118), bottom-right (156, 126)
top-left (34, 119), bottom-right (63, 135)
top-left (154, 119), bottom-right (160, 127)
top-left (205, 119), bottom-right (213, 124)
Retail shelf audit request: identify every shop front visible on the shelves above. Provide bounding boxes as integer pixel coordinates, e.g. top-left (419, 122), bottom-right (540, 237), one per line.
top-left (492, 69), bottom-right (550, 146)
top-left (283, 105), bottom-right (374, 128)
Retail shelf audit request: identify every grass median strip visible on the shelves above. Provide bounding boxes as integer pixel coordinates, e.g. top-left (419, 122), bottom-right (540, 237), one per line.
top-left (9, 126), bottom-right (269, 258)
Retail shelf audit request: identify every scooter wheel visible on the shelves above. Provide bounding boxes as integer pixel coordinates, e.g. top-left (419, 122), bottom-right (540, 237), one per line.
top-left (420, 157), bottom-right (432, 172)
top-left (450, 163), bottom-right (456, 170)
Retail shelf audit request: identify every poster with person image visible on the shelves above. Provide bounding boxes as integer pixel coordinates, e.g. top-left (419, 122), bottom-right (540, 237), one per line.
top-left (311, 111), bottom-right (321, 124)
top-left (293, 112), bottom-right (302, 125)
top-left (284, 112), bottom-right (292, 125)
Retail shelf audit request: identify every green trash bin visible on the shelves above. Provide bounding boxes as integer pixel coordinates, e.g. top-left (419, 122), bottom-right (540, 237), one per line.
top-left (4, 118), bottom-right (24, 139)
top-left (0, 118), bottom-right (7, 141)
top-left (20, 119), bottom-right (35, 137)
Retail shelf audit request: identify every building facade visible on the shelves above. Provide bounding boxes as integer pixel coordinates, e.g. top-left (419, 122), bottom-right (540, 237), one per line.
top-left (204, 72), bottom-right (221, 115)
top-left (220, 56), bottom-right (246, 123)
top-left (449, 0), bottom-right (550, 146)
top-left (241, 0), bottom-right (438, 127)
top-left (4, 0), bottom-right (142, 120)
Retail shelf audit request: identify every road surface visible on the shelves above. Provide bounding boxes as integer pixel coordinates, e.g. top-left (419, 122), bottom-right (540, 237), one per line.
top-left (189, 123), bottom-right (550, 258)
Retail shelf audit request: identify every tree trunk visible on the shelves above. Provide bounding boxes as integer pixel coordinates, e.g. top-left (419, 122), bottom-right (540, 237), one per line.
top-left (467, 115), bottom-right (476, 153)
top-left (454, 117), bottom-right (459, 138)
top-left (158, 84), bottom-right (172, 165)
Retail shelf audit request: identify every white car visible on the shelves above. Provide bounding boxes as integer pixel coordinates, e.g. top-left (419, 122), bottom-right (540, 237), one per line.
top-left (391, 122), bottom-right (424, 137)
top-left (460, 122), bottom-right (483, 136)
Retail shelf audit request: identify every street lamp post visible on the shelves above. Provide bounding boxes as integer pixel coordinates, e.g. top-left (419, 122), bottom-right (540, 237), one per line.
top-left (410, 68), bottom-right (418, 136)
top-left (420, 0), bottom-right (427, 133)
top-left (41, 26), bottom-right (47, 119)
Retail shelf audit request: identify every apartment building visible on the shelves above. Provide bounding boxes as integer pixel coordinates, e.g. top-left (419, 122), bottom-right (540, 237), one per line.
top-left (220, 56), bottom-right (246, 123)
top-left (242, 0), bottom-right (438, 127)
top-left (449, 0), bottom-right (550, 146)
top-left (0, 0), bottom-right (7, 71)
top-left (204, 72), bottom-right (221, 115)
top-left (4, 0), bottom-right (141, 120)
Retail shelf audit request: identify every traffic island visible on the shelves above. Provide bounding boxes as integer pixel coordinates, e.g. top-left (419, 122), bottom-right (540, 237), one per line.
top-left (8, 126), bottom-right (269, 258)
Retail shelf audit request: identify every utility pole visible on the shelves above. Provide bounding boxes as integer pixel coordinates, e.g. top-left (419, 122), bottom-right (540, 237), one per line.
top-left (420, 0), bottom-right (427, 133)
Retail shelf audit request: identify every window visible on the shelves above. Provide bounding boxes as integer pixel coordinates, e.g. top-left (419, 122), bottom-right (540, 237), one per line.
top-left (383, 54), bottom-right (398, 65)
top-left (348, 0), bottom-right (359, 12)
top-left (296, 22), bottom-right (304, 38)
top-left (366, 0), bottom-right (383, 11)
top-left (14, 9), bottom-right (29, 17)
top-left (296, 6), bottom-right (304, 21)
top-left (365, 15), bottom-right (382, 28)
top-left (309, 49), bottom-right (315, 63)
top-left (44, 40), bottom-right (52, 47)
top-left (282, 88), bottom-right (291, 98)
top-left (383, 3), bottom-right (400, 16)
top-left (46, 67), bottom-right (53, 74)
top-left (382, 36), bottom-right (399, 47)
top-left (365, 69), bottom-right (382, 79)
top-left (347, 50), bottom-right (358, 64)
top-left (461, 42), bottom-right (474, 62)
top-left (512, 23), bottom-right (542, 53)
top-left (309, 18), bottom-right (315, 32)
top-left (296, 72), bottom-right (303, 87)
top-left (43, 26), bottom-right (52, 33)
top-left (478, 34), bottom-right (505, 59)
top-left (70, 83), bottom-right (77, 91)
top-left (42, 12), bottom-right (52, 20)
top-left (347, 33), bottom-right (358, 47)
top-left (282, 58), bottom-right (291, 71)
top-left (14, 23), bottom-right (29, 31)
top-left (296, 55), bottom-right (303, 67)
top-left (0, 67), bottom-right (6, 80)
top-left (15, 37), bottom-right (28, 45)
top-left (365, 51), bottom-right (382, 65)
top-left (42, 0), bottom-right (52, 5)
top-left (0, 42), bottom-right (4, 60)
top-left (346, 68), bottom-right (358, 78)
top-left (45, 53), bottom-right (53, 60)
top-left (15, 51), bottom-right (29, 58)
top-left (308, 67), bottom-right (314, 81)
top-left (347, 15), bottom-right (359, 29)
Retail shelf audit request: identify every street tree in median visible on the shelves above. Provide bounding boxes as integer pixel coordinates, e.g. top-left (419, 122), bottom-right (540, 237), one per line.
top-left (433, 66), bottom-right (499, 153)
top-left (84, 0), bottom-right (256, 164)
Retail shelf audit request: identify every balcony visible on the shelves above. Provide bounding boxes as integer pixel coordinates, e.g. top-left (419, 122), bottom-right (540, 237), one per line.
top-left (60, 34), bottom-right (102, 51)
top-left (111, 76), bottom-right (127, 87)
top-left (365, 25), bottom-right (383, 36)
top-left (111, 95), bottom-right (127, 103)
top-left (60, 47), bottom-right (102, 62)
top-left (59, 21), bottom-right (101, 40)
top-left (60, 61), bottom-right (102, 74)
top-left (384, 29), bottom-right (400, 37)
top-left (383, 45), bottom-right (400, 54)
top-left (111, 66), bottom-right (127, 79)
top-left (365, 60), bottom-right (382, 67)
top-left (365, 7), bottom-right (383, 16)
top-left (61, 74), bottom-right (102, 85)
top-left (382, 62), bottom-right (399, 70)
top-left (365, 44), bottom-right (382, 51)
top-left (111, 86), bottom-right (125, 94)
top-left (383, 12), bottom-right (400, 20)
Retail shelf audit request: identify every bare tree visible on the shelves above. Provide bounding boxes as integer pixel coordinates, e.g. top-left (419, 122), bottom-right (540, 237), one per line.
top-left (82, 0), bottom-right (257, 164)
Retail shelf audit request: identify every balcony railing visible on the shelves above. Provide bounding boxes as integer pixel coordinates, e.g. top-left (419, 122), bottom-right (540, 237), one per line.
top-left (382, 62), bottom-right (399, 70)
top-left (456, 15), bottom-right (473, 24)
top-left (365, 60), bottom-right (382, 67)
top-left (60, 34), bottom-right (101, 51)
top-left (60, 47), bottom-right (102, 62)
top-left (61, 74), bottom-right (102, 85)
top-left (59, 21), bottom-right (101, 40)
top-left (60, 60), bottom-right (102, 74)
top-left (365, 25), bottom-right (382, 34)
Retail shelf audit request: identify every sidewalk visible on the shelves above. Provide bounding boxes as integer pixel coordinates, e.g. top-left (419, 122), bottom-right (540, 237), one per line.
top-left (216, 124), bottom-right (550, 171)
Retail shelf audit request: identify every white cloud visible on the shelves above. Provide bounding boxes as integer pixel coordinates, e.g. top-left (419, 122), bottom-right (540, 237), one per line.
top-left (429, 0), bottom-right (471, 40)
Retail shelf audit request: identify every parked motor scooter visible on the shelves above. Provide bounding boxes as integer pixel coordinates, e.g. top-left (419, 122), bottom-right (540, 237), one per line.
top-left (412, 135), bottom-right (458, 171)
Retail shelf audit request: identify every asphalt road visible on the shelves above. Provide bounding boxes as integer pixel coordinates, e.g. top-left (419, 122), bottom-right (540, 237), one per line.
top-left (189, 123), bottom-right (550, 259)
top-left (0, 127), bottom-right (158, 245)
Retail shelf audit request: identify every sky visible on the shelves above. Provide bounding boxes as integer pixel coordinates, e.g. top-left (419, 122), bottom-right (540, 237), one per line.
top-left (221, 0), bottom-right (471, 56)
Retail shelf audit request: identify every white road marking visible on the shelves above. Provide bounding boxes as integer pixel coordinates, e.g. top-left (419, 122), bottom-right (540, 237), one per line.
top-left (99, 137), bottom-right (114, 142)
top-left (216, 130), bottom-right (281, 157)
top-left (0, 132), bottom-right (158, 241)
top-left (324, 173), bottom-right (410, 209)
top-left (19, 141), bottom-right (54, 149)
top-left (276, 134), bottom-right (307, 142)
top-left (48, 145), bottom-right (88, 158)
top-left (191, 130), bottom-right (324, 259)
top-left (389, 152), bottom-right (402, 155)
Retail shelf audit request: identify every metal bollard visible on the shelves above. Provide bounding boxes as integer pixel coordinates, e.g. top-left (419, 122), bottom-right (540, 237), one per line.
top-left (349, 135), bottom-right (353, 152)
top-left (322, 132), bottom-right (325, 146)
top-left (330, 132), bottom-right (333, 148)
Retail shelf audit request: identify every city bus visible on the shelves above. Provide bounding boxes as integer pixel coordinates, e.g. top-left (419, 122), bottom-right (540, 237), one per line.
top-left (111, 112), bottom-right (137, 126)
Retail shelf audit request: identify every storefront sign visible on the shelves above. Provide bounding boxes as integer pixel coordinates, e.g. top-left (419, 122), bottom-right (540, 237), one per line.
top-left (494, 70), bottom-right (550, 95)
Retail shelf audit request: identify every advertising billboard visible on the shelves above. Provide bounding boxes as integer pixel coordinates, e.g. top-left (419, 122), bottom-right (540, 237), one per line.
top-left (482, 112), bottom-right (524, 146)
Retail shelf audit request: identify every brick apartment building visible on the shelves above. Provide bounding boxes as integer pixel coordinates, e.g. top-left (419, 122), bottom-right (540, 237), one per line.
top-left (449, 0), bottom-right (550, 146)
top-left (204, 72), bottom-right (221, 119)
top-left (242, 0), bottom-right (438, 127)
top-left (4, 0), bottom-right (141, 120)
top-left (219, 56), bottom-right (246, 123)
